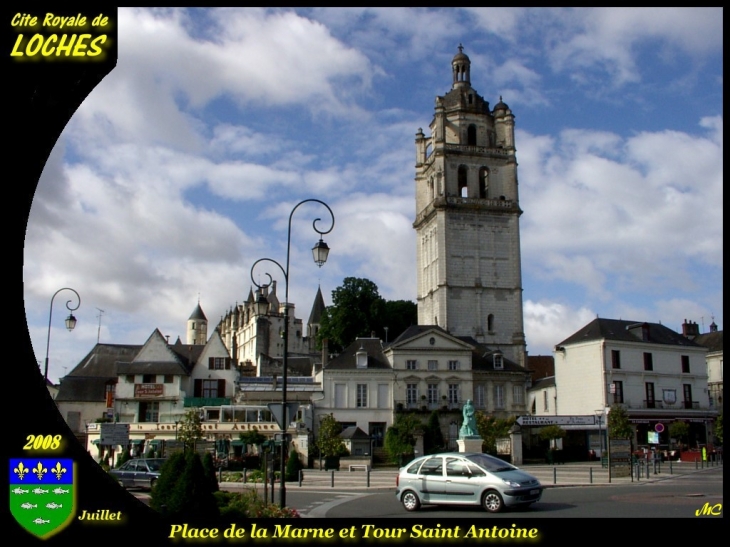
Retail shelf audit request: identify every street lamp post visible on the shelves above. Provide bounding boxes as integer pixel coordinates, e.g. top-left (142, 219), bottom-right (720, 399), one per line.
top-left (44, 287), bottom-right (81, 382)
top-left (250, 199), bottom-right (334, 509)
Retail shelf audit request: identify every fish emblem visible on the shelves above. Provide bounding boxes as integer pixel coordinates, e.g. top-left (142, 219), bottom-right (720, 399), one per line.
top-left (12, 488), bottom-right (29, 495)
top-left (32, 488), bottom-right (49, 495)
top-left (52, 488), bottom-right (69, 495)
top-left (46, 502), bottom-right (63, 509)
top-left (20, 503), bottom-right (37, 510)
top-left (32, 518), bottom-right (50, 525)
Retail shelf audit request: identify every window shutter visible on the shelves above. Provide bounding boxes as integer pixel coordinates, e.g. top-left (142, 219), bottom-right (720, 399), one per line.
top-left (218, 379), bottom-right (226, 398)
top-left (225, 357), bottom-right (231, 370)
top-left (208, 357), bottom-right (214, 370)
top-left (194, 379), bottom-right (202, 397)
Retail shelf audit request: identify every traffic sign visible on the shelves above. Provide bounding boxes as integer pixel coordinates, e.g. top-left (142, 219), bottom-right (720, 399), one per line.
top-left (99, 423), bottom-right (130, 446)
top-left (516, 415), bottom-right (596, 426)
top-left (267, 403), bottom-right (299, 430)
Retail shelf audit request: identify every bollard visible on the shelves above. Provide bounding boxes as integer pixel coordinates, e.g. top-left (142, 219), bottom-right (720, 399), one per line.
top-left (219, 467), bottom-right (223, 483)
top-left (243, 468), bottom-right (247, 483)
top-left (695, 459), bottom-right (698, 470)
top-left (589, 467), bottom-right (593, 484)
top-left (669, 459), bottom-right (673, 474)
top-left (331, 470), bottom-right (335, 488)
top-left (553, 467), bottom-right (557, 484)
top-left (636, 462), bottom-right (641, 481)
top-left (367, 468), bottom-right (370, 488)
top-left (298, 469), bottom-right (303, 487)
top-left (646, 460), bottom-right (650, 477)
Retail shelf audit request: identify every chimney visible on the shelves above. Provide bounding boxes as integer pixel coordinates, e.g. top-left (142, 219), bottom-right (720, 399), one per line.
top-left (682, 319), bottom-right (700, 339)
top-left (321, 339), bottom-right (329, 368)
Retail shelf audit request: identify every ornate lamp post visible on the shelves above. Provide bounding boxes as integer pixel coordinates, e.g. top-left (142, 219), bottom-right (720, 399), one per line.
top-left (44, 287), bottom-right (81, 382)
top-left (250, 199), bottom-right (334, 509)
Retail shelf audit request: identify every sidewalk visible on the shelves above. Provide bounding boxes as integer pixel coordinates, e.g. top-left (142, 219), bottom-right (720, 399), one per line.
top-left (220, 459), bottom-right (722, 492)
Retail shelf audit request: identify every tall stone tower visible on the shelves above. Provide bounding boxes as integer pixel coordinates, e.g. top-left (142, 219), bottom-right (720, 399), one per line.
top-left (414, 46), bottom-right (526, 366)
top-left (187, 300), bottom-right (208, 345)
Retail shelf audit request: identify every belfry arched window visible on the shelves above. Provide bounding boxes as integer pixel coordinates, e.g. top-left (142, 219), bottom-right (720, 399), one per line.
top-left (458, 165), bottom-right (468, 197)
top-left (479, 167), bottom-right (489, 198)
top-left (467, 124), bottom-right (477, 146)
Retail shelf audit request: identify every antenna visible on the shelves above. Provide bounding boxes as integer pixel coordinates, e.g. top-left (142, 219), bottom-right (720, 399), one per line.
top-left (96, 308), bottom-right (105, 343)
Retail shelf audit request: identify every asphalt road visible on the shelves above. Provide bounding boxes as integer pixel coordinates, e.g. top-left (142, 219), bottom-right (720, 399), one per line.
top-left (285, 466), bottom-right (723, 519)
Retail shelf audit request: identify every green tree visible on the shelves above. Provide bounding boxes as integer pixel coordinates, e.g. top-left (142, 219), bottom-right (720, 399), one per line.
top-left (317, 414), bottom-right (347, 457)
top-left (317, 277), bottom-right (384, 352)
top-left (178, 408), bottom-right (204, 450)
top-left (669, 421), bottom-right (690, 448)
top-left (240, 428), bottom-right (266, 452)
top-left (202, 452), bottom-right (219, 492)
top-left (475, 413), bottom-right (515, 455)
top-left (167, 451), bottom-right (220, 520)
top-left (714, 413), bottom-right (723, 445)
top-left (381, 300), bottom-right (418, 342)
top-left (607, 405), bottom-right (633, 440)
top-left (316, 277), bottom-right (417, 352)
top-left (285, 448), bottom-right (303, 481)
top-left (539, 424), bottom-right (566, 444)
top-left (423, 411), bottom-right (445, 454)
top-left (384, 413), bottom-right (422, 464)
top-left (149, 451), bottom-right (186, 513)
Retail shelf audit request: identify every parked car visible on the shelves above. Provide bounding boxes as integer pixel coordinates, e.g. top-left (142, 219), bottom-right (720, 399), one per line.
top-left (395, 452), bottom-right (543, 513)
top-left (110, 458), bottom-right (165, 490)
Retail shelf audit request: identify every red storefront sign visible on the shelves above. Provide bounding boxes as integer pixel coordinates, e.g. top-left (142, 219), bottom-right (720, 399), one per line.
top-left (134, 383), bottom-right (164, 397)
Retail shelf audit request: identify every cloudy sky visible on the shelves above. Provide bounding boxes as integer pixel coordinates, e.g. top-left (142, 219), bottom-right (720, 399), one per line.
top-left (23, 8), bottom-right (723, 383)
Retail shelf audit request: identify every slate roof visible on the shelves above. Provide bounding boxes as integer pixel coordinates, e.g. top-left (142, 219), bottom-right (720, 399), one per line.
top-left (66, 343), bottom-right (141, 377)
top-left (56, 376), bottom-right (115, 403)
top-left (527, 355), bottom-right (555, 379)
top-left (188, 303), bottom-right (207, 321)
top-left (325, 338), bottom-right (391, 370)
top-left (388, 324), bottom-right (450, 346)
top-left (56, 343), bottom-right (140, 402)
top-left (308, 286), bottom-right (326, 326)
top-left (693, 330), bottom-right (723, 353)
top-left (528, 375), bottom-right (556, 391)
top-left (557, 318), bottom-right (703, 348)
top-left (469, 342), bottom-right (527, 373)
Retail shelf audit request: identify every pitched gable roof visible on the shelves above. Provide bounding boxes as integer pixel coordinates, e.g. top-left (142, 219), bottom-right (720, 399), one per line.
top-left (693, 330), bottom-right (723, 353)
top-left (558, 318), bottom-right (703, 348)
top-left (325, 338), bottom-right (391, 370)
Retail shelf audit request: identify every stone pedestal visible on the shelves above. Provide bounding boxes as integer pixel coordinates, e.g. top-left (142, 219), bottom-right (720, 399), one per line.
top-left (457, 437), bottom-right (483, 453)
top-left (509, 426), bottom-right (523, 466)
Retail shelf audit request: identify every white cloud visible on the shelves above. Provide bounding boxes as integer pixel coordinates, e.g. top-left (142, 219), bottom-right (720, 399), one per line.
top-left (524, 300), bottom-right (596, 355)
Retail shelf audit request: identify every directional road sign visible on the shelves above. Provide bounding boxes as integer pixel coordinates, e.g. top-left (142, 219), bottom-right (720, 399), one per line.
top-left (267, 403), bottom-right (299, 430)
top-left (516, 415), bottom-right (596, 426)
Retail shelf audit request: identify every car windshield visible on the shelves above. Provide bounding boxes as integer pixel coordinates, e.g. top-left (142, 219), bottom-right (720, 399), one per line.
top-left (465, 453), bottom-right (516, 473)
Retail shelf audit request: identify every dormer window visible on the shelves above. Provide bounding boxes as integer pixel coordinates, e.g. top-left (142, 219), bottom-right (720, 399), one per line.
top-left (494, 351), bottom-right (503, 370)
top-left (356, 346), bottom-right (368, 368)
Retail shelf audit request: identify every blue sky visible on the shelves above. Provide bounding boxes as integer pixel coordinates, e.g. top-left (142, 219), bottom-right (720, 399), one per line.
top-left (23, 8), bottom-right (723, 383)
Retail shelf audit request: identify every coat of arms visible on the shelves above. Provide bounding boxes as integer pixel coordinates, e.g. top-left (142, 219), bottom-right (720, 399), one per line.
top-left (10, 458), bottom-right (76, 539)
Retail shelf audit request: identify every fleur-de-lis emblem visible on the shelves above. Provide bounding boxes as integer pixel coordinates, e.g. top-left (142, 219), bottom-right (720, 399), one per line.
top-left (32, 462), bottom-right (48, 480)
top-left (51, 462), bottom-right (67, 480)
top-left (13, 461), bottom-right (29, 480)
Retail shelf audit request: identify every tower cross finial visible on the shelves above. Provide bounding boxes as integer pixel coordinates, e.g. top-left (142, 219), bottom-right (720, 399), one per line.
top-left (458, 43), bottom-right (464, 53)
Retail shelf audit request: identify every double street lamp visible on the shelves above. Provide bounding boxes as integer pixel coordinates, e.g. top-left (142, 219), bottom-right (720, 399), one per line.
top-left (250, 199), bottom-right (334, 509)
top-left (44, 287), bottom-right (81, 382)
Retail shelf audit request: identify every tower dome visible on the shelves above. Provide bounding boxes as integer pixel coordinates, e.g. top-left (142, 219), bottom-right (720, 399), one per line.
top-left (452, 44), bottom-right (471, 88)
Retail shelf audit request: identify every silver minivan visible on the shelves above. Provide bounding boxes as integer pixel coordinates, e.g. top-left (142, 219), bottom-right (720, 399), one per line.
top-left (395, 452), bottom-right (543, 513)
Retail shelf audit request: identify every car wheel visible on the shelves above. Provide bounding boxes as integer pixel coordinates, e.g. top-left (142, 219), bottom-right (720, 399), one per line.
top-left (482, 490), bottom-right (504, 513)
top-left (401, 490), bottom-right (421, 512)
top-left (149, 478), bottom-right (157, 491)
top-left (118, 480), bottom-right (125, 489)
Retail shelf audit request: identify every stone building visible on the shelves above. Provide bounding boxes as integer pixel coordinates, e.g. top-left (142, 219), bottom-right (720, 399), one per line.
top-left (414, 45), bottom-right (526, 367)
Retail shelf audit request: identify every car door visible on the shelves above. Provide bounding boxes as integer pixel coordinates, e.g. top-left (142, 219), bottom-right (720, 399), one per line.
top-left (116, 461), bottom-right (134, 487)
top-left (417, 456), bottom-right (447, 502)
top-left (132, 460), bottom-right (149, 488)
top-left (443, 456), bottom-right (483, 504)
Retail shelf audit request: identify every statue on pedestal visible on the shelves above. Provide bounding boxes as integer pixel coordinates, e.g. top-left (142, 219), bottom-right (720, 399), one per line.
top-left (459, 399), bottom-right (480, 439)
